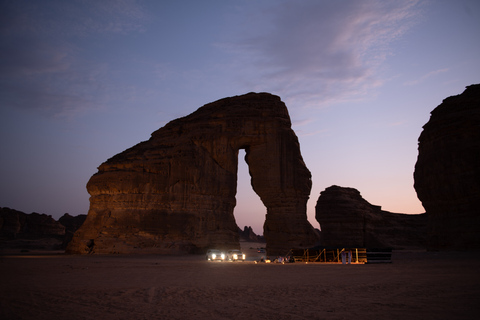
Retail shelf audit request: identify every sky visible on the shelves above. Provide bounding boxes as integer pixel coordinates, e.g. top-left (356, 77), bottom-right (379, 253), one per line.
top-left (1, 0), bottom-right (479, 235)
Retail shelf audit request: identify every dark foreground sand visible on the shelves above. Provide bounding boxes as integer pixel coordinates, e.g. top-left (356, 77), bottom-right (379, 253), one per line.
top-left (1, 248), bottom-right (479, 320)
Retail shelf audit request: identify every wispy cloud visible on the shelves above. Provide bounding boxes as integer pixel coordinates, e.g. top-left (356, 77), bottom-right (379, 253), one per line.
top-left (387, 121), bottom-right (405, 127)
top-left (0, 0), bottom-right (149, 37)
top-left (0, 0), bottom-right (149, 118)
top-left (296, 129), bottom-right (330, 137)
top-left (227, 0), bottom-right (422, 108)
top-left (403, 68), bottom-right (450, 86)
top-left (292, 118), bottom-right (315, 127)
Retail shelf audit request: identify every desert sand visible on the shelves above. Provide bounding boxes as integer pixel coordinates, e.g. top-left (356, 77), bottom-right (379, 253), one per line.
top-left (1, 244), bottom-right (479, 320)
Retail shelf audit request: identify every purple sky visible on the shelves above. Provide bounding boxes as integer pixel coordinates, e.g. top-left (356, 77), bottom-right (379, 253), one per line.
top-left (1, 0), bottom-right (479, 234)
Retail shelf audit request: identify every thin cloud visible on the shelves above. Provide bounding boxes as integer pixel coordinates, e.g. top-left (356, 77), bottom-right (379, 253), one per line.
top-left (2, 0), bottom-right (150, 37)
top-left (228, 0), bottom-right (422, 107)
top-left (292, 118), bottom-right (315, 127)
top-left (296, 129), bottom-right (329, 137)
top-left (0, 0), bottom-right (149, 118)
top-left (403, 68), bottom-right (450, 86)
top-left (387, 121), bottom-right (405, 127)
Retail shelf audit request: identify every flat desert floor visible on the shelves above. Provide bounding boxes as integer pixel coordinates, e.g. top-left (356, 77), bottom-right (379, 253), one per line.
top-left (1, 245), bottom-right (479, 320)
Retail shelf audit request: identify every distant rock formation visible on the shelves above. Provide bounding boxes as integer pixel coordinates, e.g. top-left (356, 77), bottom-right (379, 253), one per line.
top-left (238, 226), bottom-right (265, 243)
top-left (414, 84), bottom-right (480, 250)
top-left (315, 186), bottom-right (426, 249)
top-left (58, 213), bottom-right (87, 248)
top-left (0, 207), bottom-right (86, 251)
top-left (67, 93), bottom-right (318, 255)
top-left (0, 207), bottom-right (65, 239)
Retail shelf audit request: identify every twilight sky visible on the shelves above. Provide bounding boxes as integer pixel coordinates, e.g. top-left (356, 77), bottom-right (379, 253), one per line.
top-left (1, 0), bottom-right (479, 234)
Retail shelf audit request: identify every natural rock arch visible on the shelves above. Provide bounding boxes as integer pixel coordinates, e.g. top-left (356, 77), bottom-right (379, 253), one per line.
top-left (67, 93), bottom-right (318, 255)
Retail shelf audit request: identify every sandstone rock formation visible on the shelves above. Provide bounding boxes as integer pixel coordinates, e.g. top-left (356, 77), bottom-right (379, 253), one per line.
top-left (58, 213), bottom-right (87, 248)
top-left (238, 226), bottom-right (265, 243)
top-left (414, 84), bottom-right (480, 250)
top-left (0, 207), bottom-right (65, 239)
top-left (0, 207), bottom-right (64, 251)
top-left (67, 93), bottom-right (318, 255)
top-left (315, 186), bottom-right (426, 249)
top-left (0, 208), bottom-right (87, 251)
top-left (58, 213), bottom-right (87, 234)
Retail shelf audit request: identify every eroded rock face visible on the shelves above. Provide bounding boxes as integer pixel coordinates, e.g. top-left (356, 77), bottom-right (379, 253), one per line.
top-left (67, 93), bottom-right (318, 255)
top-left (0, 207), bottom-right (65, 239)
top-left (58, 213), bottom-right (87, 249)
top-left (238, 226), bottom-right (265, 243)
top-left (315, 186), bottom-right (426, 249)
top-left (414, 84), bottom-right (480, 250)
top-left (0, 207), bottom-right (67, 251)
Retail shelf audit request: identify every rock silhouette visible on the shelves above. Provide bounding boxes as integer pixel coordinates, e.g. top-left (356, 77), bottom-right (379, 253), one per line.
top-left (0, 207), bottom-right (65, 240)
top-left (315, 186), bottom-right (426, 249)
top-left (0, 207), bottom-right (86, 251)
top-left (67, 93), bottom-right (318, 255)
top-left (414, 84), bottom-right (480, 250)
top-left (238, 226), bottom-right (265, 243)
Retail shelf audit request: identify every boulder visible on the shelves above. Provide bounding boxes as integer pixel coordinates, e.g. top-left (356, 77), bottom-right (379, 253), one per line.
top-left (67, 93), bottom-right (318, 255)
top-left (414, 84), bottom-right (480, 250)
top-left (315, 186), bottom-right (426, 249)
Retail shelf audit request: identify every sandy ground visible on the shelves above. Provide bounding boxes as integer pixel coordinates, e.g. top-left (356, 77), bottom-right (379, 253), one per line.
top-left (1, 244), bottom-right (479, 320)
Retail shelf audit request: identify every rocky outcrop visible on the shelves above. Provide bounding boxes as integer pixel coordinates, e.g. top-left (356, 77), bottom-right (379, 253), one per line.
top-left (58, 213), bottom-right (87, 248)
top-left (414, 84), bottom-right (480, 250)
top-left (0, 207), bottom-right (65, 239)
top-left (238, 226), bottom-right (265, 243)
top-left (58, 213), bottom-right (87, 233)
top-left (67, 93), bottom-right (318, 255)
top-left (0, 208), bottom-right (87, 251)
top-left (315, 186), bottom-right (426, 249)
top-left (0, 207), bottom-right (65, 251)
